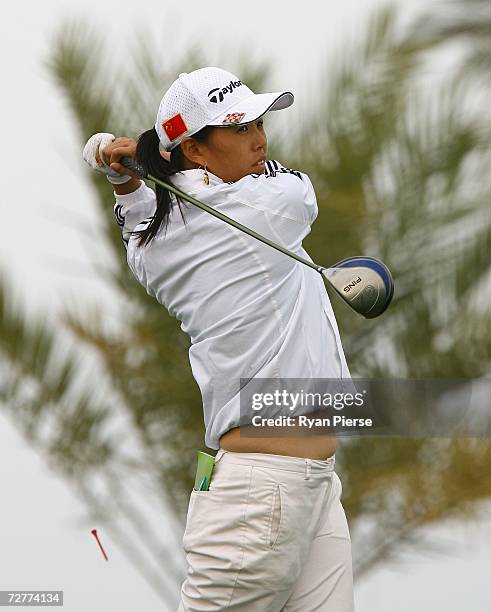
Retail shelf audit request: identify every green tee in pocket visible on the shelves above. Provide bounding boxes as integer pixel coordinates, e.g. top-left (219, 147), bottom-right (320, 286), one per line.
top-left (193, 451), bottom-right (216, 491)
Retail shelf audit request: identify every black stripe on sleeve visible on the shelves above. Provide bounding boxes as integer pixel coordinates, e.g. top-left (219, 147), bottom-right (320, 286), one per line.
top-left (263, 160), bottom-right (304, 182)
top-left (114, 204), bottom-right (125, 227)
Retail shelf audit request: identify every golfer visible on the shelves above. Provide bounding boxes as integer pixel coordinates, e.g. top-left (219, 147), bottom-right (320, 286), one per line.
top-left (83, 67), bottom-right (354, 611)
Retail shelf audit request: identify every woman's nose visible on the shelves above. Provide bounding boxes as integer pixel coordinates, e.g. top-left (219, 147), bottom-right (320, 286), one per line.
top-left (254, 128), bottom-right (267, 150)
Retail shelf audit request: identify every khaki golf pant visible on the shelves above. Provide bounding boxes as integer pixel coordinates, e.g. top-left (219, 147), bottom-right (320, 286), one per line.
top-left (177, 448), bottom-right (354, 611)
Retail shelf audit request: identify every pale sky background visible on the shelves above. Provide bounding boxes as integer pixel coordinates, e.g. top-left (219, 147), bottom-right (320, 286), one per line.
top-left (1, 0), bottom-right (491, 611)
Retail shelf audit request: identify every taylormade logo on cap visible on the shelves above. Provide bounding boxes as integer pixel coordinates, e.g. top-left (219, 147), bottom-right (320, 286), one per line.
top-left (154, 66), bottom-right (294, 151)
top-left (207, 80), bottom-right (243, 103)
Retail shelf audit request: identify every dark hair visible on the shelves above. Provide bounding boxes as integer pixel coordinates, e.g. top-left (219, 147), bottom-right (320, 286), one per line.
top-left (133, 126), bottom-right (214, 247)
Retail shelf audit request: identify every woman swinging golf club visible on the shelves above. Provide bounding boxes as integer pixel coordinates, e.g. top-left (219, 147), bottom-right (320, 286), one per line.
top-left (83, 67), bottom-right (354, 611)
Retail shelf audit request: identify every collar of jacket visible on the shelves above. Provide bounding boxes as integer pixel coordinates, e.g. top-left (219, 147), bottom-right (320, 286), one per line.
top-left (171, 168), bottom-right (224, 193)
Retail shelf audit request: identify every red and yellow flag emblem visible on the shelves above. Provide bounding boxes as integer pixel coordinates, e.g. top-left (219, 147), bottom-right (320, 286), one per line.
top-left (162, 113), bottom-right (188, 141)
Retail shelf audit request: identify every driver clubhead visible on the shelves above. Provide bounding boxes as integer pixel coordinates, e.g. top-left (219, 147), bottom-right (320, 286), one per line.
top-left (322, 256), bottom-right (394, 318)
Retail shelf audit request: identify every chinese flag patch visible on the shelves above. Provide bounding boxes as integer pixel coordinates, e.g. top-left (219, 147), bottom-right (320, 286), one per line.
top-left (162, 113), bottom-right (188, 141)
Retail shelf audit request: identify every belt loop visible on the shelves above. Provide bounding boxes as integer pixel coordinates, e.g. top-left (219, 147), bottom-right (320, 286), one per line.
top-left (304, 458), bottom-right (312, 480)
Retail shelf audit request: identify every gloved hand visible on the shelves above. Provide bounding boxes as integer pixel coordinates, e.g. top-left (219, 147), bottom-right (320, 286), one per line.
top-left (83, 132), bottom-right (132, 184)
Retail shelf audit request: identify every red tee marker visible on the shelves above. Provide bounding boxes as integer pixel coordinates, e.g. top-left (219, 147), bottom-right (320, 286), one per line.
top-left (91, 529), bottom-right (109, 561)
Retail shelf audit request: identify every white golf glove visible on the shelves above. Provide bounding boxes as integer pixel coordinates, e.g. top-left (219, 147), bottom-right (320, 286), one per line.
top-left (83, 133), bottom-right (131, 184)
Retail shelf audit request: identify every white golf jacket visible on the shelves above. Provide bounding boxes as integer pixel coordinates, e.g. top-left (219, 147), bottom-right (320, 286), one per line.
top-left (114, 160), bottom-right (351, 449)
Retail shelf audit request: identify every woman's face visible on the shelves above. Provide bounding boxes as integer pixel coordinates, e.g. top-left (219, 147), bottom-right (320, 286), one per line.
top-left (183, 118), bottom-right (268, 183)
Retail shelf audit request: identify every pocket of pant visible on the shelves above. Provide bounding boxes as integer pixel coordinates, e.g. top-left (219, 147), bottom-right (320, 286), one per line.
top-left (266, 483), bottom-right (282, 549)
top-left (183, 490), bottom-right (199, 539)
top-left (183, 466), bottom-right (251, 552)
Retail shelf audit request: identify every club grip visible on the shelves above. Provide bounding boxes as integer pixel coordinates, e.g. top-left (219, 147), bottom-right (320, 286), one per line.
top-left (118, 155), bottom-right (148, 178)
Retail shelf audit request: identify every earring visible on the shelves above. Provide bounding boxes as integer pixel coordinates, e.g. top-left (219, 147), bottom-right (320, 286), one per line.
top-left (202, 164), bottom-right (210, 185)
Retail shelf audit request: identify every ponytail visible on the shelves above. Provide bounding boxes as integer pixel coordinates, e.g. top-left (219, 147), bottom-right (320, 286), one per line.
top-left (133, 128), bottom-right (182, 247)
top-left (132, 125), bottom-right (214, 247)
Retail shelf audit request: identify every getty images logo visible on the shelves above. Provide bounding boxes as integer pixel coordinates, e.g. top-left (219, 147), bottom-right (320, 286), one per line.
top-left (207, 79), bottom-right (243, 103)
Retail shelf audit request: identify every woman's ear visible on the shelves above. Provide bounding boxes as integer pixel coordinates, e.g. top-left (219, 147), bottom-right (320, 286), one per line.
top-left (180, 138), bottom-right (206, 167)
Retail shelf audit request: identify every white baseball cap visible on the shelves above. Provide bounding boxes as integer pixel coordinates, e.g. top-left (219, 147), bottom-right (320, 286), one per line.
top-left (155, 67), bottom-right (294, 151)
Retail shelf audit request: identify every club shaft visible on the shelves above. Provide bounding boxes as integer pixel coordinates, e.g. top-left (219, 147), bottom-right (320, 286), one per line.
top-left (119, 156), bottom-right (324, 274)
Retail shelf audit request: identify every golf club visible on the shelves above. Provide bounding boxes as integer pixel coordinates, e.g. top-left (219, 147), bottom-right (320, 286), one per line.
top-left (118, 156), bottom-right (394, 318)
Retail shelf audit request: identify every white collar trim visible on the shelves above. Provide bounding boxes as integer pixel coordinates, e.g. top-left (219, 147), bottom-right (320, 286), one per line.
top-left (171, 169), bottom-right (225, 192)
